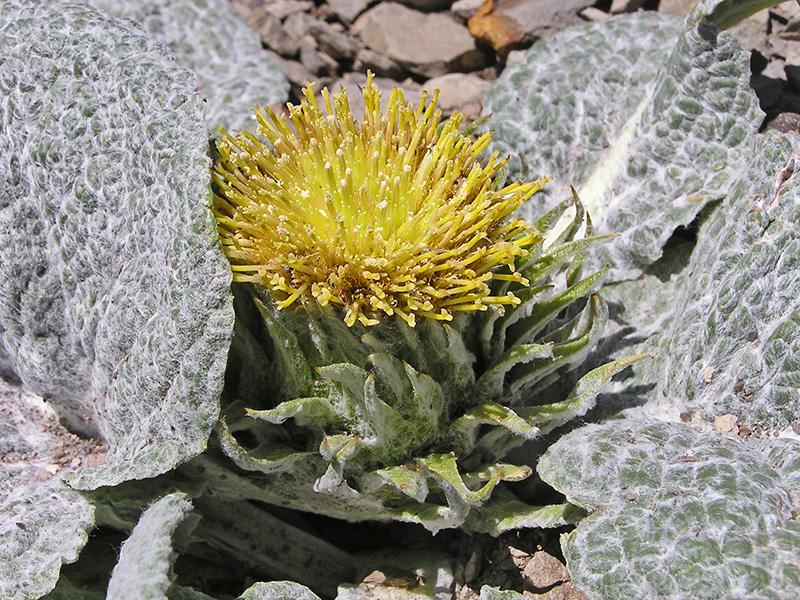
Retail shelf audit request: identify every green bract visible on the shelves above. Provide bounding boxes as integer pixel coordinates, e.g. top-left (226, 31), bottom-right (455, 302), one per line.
top-left (214, 193), bottom-right (637, 532)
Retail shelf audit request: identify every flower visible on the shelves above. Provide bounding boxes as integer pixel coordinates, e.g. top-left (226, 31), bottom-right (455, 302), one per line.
top-left (213, 72), bottom-right (548, 327)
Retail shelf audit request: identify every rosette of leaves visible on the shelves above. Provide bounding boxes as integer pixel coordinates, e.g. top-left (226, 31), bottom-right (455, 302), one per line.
top-left (209, 75), bottom-right (641, 532)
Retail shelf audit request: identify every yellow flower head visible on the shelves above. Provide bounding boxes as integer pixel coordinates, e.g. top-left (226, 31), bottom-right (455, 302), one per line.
top-left (213, 73), bottom-right (548, 327)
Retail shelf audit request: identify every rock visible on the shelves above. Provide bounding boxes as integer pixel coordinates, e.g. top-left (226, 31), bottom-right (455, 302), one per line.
top-left (283, 12), bottom-right (361, 60)
top-left (610, 0), bottom-right (645, 12)
top-left (275, 56), bottom-right (316, 87)
top-left (353, 3), bottom-right (487, 77)
top-left (508, 546), bottom-right (531, 570)
top-left (230, 1), bottom-right (307, 56)
top-left (308, 18), bottom-right (361, 59)
top-left (231, 0), bottom-right (313, 26)
top-left (283, 11), bottom-right (314, 39)
top-left (300, 42), bottom-right (339, 75)
top-left (713, 413), bottom-right (738, 433)
top-left (329, 73), bottom-right (422, 121)
top-left (398, 0), bottom-right (454, 11)
top-left (534, 582), bottom-right (590, 600)
top-left (522, 551), bottom-right (570, 591)
top-left (783, 39), bottom-right (800, 65)
top-left (506, 49), bottom-right (527, 65)
top-left (258, 13), bottom-right (301, 57)
top-left (353, 48), bottom-right (407, 79)
top-left (729, 11), bottom-right (769, 55)
top-left (423, 73), bottom-right (490, 116)
top-left (657, 0), bottom-right (696, 15)
top-left (468, 0), bottom-right (592, 54)
top-left (580, 7), bottom-right (610, 21)
top-left (764, 58), bottom-right (788, 80)
top-left (327, 0), bottom-right (370, 23)
top-left (452, 0), bottom-right (483, 20)
top-left (266, 0), bottom-right (314, 19)
top-left (773, 2), bottom-right (800, 41)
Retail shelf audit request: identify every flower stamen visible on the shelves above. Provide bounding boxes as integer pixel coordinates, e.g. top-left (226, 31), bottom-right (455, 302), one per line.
top-left (213, 72), bottom-right (548, 327)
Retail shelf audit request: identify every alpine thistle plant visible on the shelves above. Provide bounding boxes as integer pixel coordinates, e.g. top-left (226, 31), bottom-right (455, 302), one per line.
top-left (210, 74), bottom-right (642, 533)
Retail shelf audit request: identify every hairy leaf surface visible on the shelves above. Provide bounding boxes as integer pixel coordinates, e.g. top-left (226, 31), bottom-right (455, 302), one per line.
top-left (538, 419), bottom-right (800, 599)
top-left (84, 0), bottom-right (289, 131)
top-left (0, 0), bottom-right (235, 489)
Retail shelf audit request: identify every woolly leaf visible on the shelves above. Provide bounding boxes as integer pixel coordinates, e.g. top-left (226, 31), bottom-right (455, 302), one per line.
top-left (579, 132), bottom-right (800, 430)
top-left (106, 493), bottom-right (194, 600)
top-left (239, 582), bottom-right (321, 600)
top-left (0, 0), bottom-right (235, 489)
top-left (83, 0), bottom-right (289, 131)
top-left (538, 419), bottom-right (800, 599)
top-left (465, 492), bottom-right (586, 536)
top-left (637, 132), bottom-right (800, 429)
top-left (486, 6), bottom-right (763, 278)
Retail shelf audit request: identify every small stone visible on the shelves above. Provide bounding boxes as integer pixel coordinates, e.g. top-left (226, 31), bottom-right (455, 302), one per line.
top-left (44, 464), bottom-right (60, 475)
top-left (730, 11), bottom-right (769, 55)
top-left (535, 582), bottom-right (590, 600)
top-left (69, 456), bottom-right (81, 468)
top-left (738, 425), bottom-right (753, 438)
top-left (703, 366), bottom-right (716, 384)
top-left (267, 0), bottom-right (314, 20)
top-left (508, 546), bottom-right (532, 570)
top-left (506, 49), bottom-right (527, 65)
top-left (327, 0), bottom-right (370, 23)
top-left (679, 410), bottom-right (694, 423)
top-left (308, 19), bottom-right (361, 60)
top-left (767, 113), bottom-right (800, 133)
top-left (463, 548), bottom-right (481, 583)
top-left (300, 43), bottom-right (339, 76)
top-left (451, 0), bottom-right (483, 20)
top-left (610, 0), bottom-right (645, 13)
top-left (276, 56), bottom-right (316, 87)
top-left (522, 551), bottom-right (569, 591)
top-left (764, 58), bottom-right (788, 81)
top-left (354, 3), bottom-right (486, 77)
top-left (468, 0), bottom-right (592, 54)
top-left (424, 73), bottom-right (490, 115)
top-left (580, 7), bottom-right (610, 21)
top-left (657, 0), bottom-right (696, 15)
top-left (792, 420), bottom-right (800, 435)
top-left (353, 48), bottom-right (406, 79)
top-left (258, 13), bottom-right (301, 56)
top-left (283, 12), bottom-right (315, 39)
top-left (714, 414), bottom-right (738, 433)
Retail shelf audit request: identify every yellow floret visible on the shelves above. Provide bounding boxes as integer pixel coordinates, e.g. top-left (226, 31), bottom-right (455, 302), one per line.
top-left (213, 72), bottom-right (548, 327)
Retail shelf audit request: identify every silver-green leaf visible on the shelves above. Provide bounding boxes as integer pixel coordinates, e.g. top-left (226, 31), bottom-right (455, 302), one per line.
top-left (0, 0), bottom-right (235, 489)
top-left (538, 419), bottom-right (800, 599)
